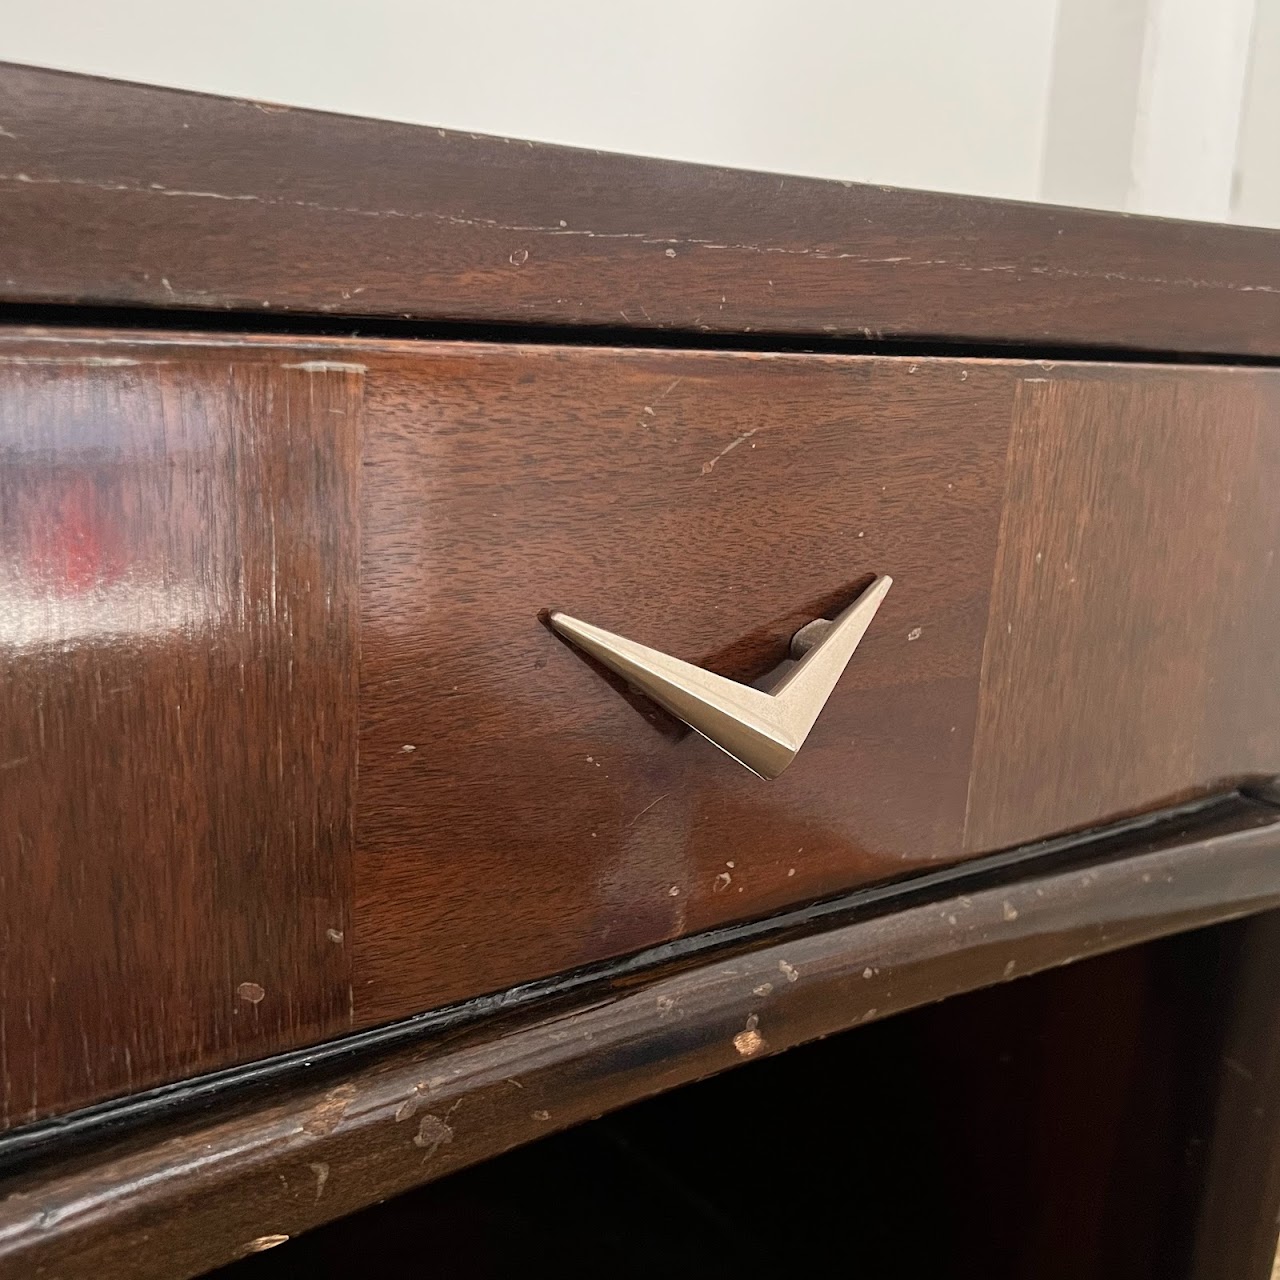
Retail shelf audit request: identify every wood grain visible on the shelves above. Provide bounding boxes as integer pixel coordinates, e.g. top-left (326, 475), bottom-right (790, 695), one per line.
top-left (3, 331), bottom-right (1278, 1127)
top-left (0, 338), bottom-right (361, 1129)
top-left (355, 344), bottom-right (1010, 1022)
top-left (1, 63), bottom-right (1279, 356)
top-left (967, 367), bottom-right (1280, 850)
top-left (2, 795), bottom-right (1276, 1280)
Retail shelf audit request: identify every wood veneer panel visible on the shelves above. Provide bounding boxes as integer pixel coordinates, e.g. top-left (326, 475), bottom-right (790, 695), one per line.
top-left (3, 332), bottom-right (1277, 1126)
top-left (966, 367), bottom-right (1280, 851)
top-left (3, 797), bottom-right (1277, 1280)
top-left (354, 345), bottom-right (1010, 1023)
top-left (1, 63), bottom-right (1279, 356)
top-left (0, 339), bottom-right (361, 1129)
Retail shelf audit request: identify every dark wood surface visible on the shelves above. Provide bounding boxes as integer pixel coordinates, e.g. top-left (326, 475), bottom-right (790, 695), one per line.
top-left (2, 62), bottom-right (1280, 357)
top-left (966, 366), bottom-right (1280, 849)
top-left (210, 919), bottom-right (1272, 1280)
top-left (1187, 912), bottom-right (1280, 1279)
top-left (0, 338), bottom-right (361, 1129)
top-left (356, 342), bottom-right (1010, 1023)
top-left (2, 331), bottom-right (1279, 1131)
top-left (2, 795), bottom-right (1277, 1280)
top-left (357, 344), bottom-right (1280, 1021)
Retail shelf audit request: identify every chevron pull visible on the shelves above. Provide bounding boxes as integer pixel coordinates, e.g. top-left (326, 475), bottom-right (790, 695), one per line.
top-left (549, 575), bottom-right (891, 779)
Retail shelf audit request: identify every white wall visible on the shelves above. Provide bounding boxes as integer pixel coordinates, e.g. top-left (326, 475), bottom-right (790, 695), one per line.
top-left (1, 0), bottom-right (1276, 225)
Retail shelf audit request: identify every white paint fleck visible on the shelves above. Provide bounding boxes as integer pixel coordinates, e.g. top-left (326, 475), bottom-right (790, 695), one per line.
top-left (509, 248), bottom-right (529, 266)
top-left (326, 928), bottom-right (344, 944)
top-left (863, 967), bottom-right (875, 979)
top-left (665, 248), bottom-right (677, 258)
top-left (309, 1162), bottom-right (329, 1200)
top-left (668, 885), bottom-right (680, 897)
top-left (532, 1109), bottom-right (552, 1121)
top-left (1002, 901), bottom-right (1019, 921)
top-left (753, 983), bottom-right (773, 997)
top-left (400, 744), bottom-right (416, 753)
top-left (1003, 959), bottom-right (1017, 978)
top-left (713, 871), bottom-right (732, 892)
top-left (237, 981), bottom-right (265, 1004)
top-left (778, 960), bottom-right (799, 983)
top-left (907, 627), bottom-right (923, 642)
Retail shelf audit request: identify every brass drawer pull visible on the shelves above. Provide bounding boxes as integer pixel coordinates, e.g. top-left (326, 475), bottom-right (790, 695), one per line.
top-left (550, 576), bottom-right (891, 779)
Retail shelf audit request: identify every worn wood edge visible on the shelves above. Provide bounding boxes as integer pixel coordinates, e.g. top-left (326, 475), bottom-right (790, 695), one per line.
top-left (0, 791), bottom-right (1253, 1171)
top-left (2, 800), bottom-right (1278, 1279)
top-left (1, 62), bottom-right (1278, 356)
top-left (5, 324), bottom-right (1280, 373)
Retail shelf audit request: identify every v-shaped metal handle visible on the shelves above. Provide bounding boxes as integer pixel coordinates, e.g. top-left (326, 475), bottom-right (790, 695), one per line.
top-left (549, 575), bottom-right (891, 779)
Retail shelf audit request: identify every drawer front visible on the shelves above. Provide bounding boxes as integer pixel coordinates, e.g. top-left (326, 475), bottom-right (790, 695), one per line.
top-left (2, 333), bottom-right (1277, 1126)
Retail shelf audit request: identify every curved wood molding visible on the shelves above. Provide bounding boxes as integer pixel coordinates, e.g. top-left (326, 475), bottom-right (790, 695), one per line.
top-left (1, 63), bottom-right (1278, 356)
top-left (2, 796), bottom-right (1277, 1280)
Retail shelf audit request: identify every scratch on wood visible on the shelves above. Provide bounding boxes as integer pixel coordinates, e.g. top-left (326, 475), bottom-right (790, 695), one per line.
top-left (282, 361), bottom-right (367, 373)
top-left (701, 428), bottom-right (760, 476)
top-left (2, 173), bottom-right (1272, 295)
top-left (302, 1083), bottom-right (357, 1136)
top-left (413, 1113), bottom-right (454, 1160)
top-left (626, 794), bottom-right (668, 827)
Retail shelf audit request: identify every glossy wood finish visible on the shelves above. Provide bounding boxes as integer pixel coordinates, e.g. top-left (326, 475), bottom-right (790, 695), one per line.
top-left (2, 333), bottom-right (1279, 1130)
top-left (0, 340), bottom-right (361, 1129)
top-left (2, 63), bottom-right (1280, 357)
top-left (356, 343), bottom-right (1009, 1022)
top-left (2, 795), bottom-right (1277, 1280)
top-left (967, 367), bottom-right (1280, 849)
top-left (357, 346), bottom-right (1280, 1021)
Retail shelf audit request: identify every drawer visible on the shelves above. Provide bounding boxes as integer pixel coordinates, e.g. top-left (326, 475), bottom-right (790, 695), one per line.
top-left (2, 331), bottom-right (1277, 1128)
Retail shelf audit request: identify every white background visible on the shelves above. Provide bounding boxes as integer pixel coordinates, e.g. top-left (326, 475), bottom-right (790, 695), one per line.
top-left (3, 0), bottom-right (1277, 226)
